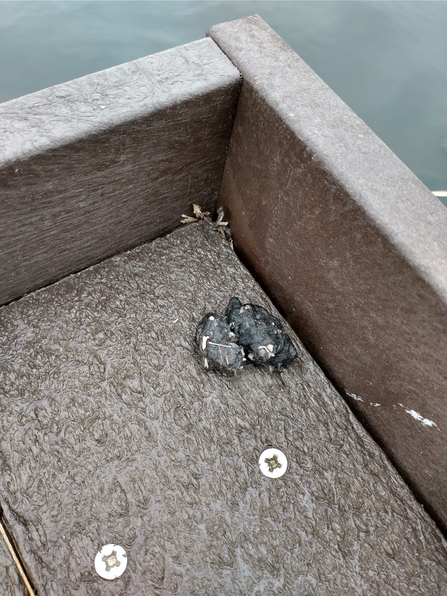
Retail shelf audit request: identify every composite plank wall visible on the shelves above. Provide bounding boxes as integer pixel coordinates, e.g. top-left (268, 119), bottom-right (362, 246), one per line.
top-left (208, 15), bottom-right (447, 535)
top-left (0, 37), bottom-right (241, 305)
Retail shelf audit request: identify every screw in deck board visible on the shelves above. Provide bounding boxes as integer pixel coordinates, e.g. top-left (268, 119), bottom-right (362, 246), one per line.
top-left (94, 544), bottom-right (128, 580)
top-left (259, 448), bottom-right (288, 478)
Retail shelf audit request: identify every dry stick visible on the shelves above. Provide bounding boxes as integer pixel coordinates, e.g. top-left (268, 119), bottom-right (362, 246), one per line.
top-left (0, 518), bottom-right (36, 595)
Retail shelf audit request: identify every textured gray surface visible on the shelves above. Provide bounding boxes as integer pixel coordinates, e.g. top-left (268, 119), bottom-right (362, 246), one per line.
top-left (0, 530), bottom-right (27, 596)
top-left (1, 223), bottom-right (447, 595)
top-left (208, 16), bottom-right (447, 533)
top-left (0, 37), bottom-right (240, 305)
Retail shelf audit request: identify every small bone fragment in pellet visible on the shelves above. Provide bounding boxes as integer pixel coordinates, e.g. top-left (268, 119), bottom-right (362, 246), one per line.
top-left (195, 313), bottom-right (245, 374)
top-left (226, 297), bottom-right (296, 371)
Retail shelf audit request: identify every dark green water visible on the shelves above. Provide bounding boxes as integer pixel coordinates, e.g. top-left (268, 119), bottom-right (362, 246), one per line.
top-left (0, 1), bottom-right (446, 201)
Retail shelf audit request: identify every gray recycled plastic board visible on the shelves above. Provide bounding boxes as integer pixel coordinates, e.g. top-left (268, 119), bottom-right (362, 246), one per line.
top-left (208, 15), bottom-right (447, 534)
top-left (1, 223), bottom-right (447, 595)
top-left (0, 37), bottom-right (240, 305)
top-left (0, 531), bottom-right (27, 596)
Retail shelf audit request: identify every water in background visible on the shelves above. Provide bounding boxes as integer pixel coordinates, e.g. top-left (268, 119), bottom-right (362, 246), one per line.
top-left (0, 1), bottom-right (446, 201)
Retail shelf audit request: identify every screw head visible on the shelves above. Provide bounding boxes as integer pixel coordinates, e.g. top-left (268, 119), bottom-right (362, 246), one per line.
top-left (259, 447), bottom-right (288, 478)
top-left (94, 544), bottom-right (127, 580)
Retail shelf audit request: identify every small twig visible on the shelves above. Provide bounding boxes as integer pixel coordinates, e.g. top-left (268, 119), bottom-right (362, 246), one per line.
top-left (181, 203), bottom-right (234, 249)
top-left (0, 518), bottom-right (36, 595)
top-left (181, 203), bottom-right (211, 224)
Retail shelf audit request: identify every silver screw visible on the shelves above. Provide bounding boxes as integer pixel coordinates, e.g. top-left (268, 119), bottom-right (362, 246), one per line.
top-left (259, 447), bottom-right (288, 478)
top-left (94, 544), bottom-right (128, 580)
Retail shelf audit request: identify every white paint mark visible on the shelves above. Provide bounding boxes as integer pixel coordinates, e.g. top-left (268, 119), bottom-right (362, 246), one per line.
top-left (370, 403), bottom-right (381, 407)
top-left (208, 316), bottom-right (214, 321)
top-left (346, 391), bottom-right (363, 402)
top-left (173, 318), bottom-right (179, 324)
top-left (203, 358), bottom-right (209, 369)
top-left (202, 335), bottom-right (209, 350)
top-left (398, 404), bottom-right (437, 427)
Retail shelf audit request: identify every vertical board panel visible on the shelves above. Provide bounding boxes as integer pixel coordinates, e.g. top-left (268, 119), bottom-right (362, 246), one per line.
top-left (0, 38), bottom-right (241, 305)
top-left (208, 16), bottom-right (447, 533)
